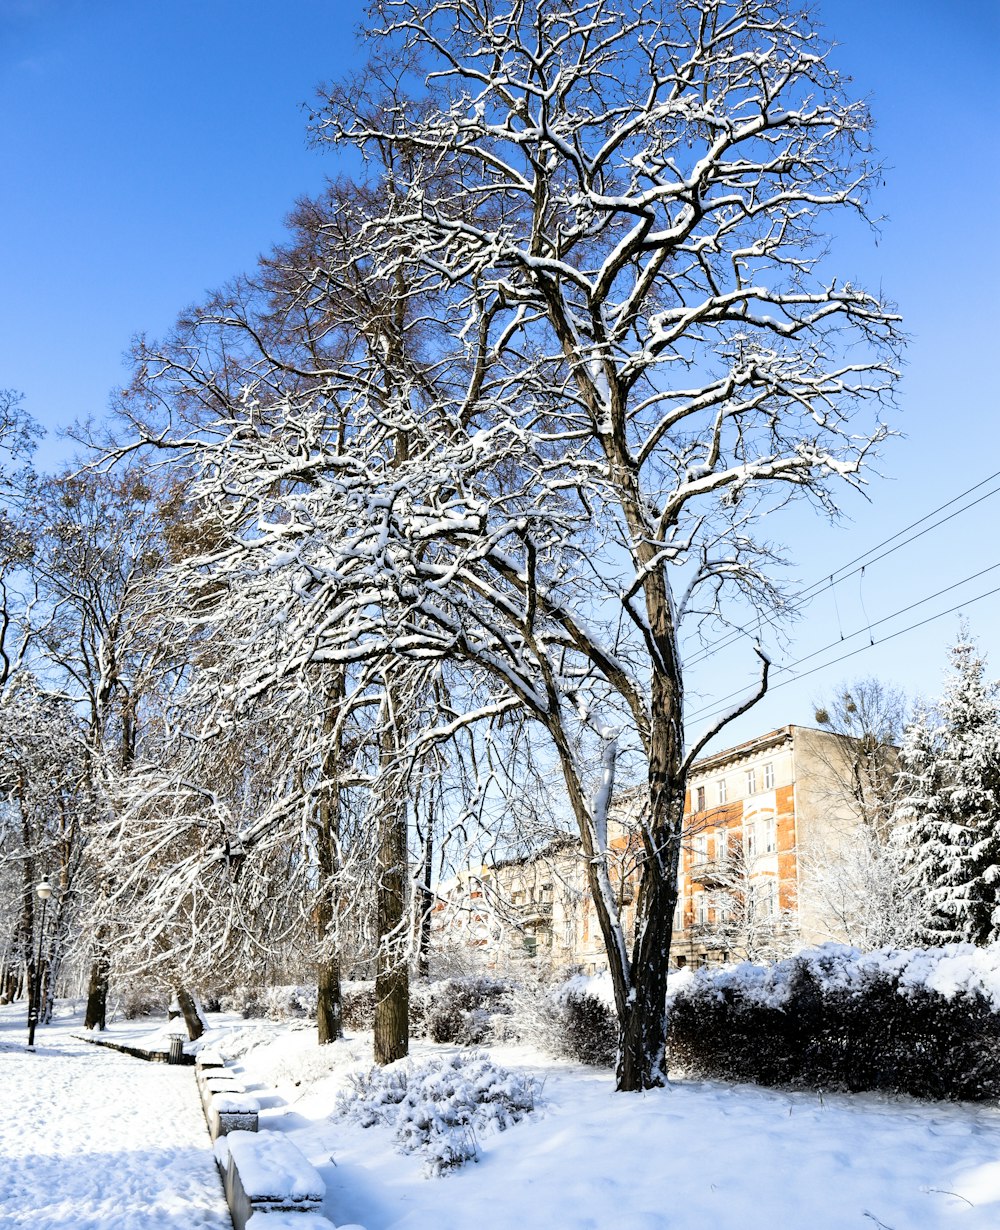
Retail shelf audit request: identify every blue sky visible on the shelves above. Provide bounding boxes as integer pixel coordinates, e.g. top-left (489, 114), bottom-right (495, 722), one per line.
top-left (1, 0), bottom-right (998, 740)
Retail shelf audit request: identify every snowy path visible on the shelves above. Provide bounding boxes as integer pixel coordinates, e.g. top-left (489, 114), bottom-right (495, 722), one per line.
top-left (0, 1006), bottom-right (231, 1230)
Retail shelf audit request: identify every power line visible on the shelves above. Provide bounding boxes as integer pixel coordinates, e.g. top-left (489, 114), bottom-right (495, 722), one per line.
top-left (686, 564), bottom-right (1000, 726)
top-left (683, 470), bottom-right (1000, 669)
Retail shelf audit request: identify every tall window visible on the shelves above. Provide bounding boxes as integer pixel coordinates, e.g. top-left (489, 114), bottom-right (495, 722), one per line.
top-left (765, 816), bottom-right (777, 853)
top-left (696, 785), bottom-right (706, 812)
top-left (744, 824), bottom-right (757, 861)
top-left (693, 832), bottom-right (708, 861)
top-left (715, 827), bottom-right (730, 862)
top-left (757, 880), bottom-right (777, 918)
top-left (695, 894), bottom-right (709, 925)
top-left (745, 767), bottom-right (756, 795)
top-left (763, 762), bottom-right (775, 790)
top-left (717, 778), bottom-right (727, 804)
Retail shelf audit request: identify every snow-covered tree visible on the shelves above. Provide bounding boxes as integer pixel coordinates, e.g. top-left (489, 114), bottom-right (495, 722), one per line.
top-left (894, 633), bottom-right (1000, 946)
top-left (0, 673), bottom-right (89, 1015)
top-left (692, 837), bottom-right (795, 963)
top-left (797, 677), bottom-right (910, 949)
top-left (119, 0), bottom-right (901, 1089)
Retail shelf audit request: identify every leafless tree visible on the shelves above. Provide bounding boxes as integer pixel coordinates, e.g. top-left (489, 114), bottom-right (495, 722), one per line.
top-left (113, 0), bottom-right (901, 1089)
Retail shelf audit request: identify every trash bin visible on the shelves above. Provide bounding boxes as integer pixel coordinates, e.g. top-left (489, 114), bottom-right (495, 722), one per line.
top-left (168, 1034), bottom-right (185, 1064)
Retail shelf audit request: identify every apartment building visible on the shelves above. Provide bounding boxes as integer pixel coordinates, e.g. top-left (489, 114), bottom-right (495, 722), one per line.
top-left (434, 724), bottom-right (870, 973)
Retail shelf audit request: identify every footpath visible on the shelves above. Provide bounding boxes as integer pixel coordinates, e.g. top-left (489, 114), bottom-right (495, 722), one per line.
top-left (0, 1003), bottom-right (231, 1230)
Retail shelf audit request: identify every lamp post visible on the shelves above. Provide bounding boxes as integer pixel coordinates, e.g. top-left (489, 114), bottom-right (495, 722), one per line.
top-left (26, 879), bottom-right (53, 1050)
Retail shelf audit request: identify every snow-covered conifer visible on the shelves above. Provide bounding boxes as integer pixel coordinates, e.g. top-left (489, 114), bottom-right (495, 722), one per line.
top-left (894, 632), bottom-right (1000, 945)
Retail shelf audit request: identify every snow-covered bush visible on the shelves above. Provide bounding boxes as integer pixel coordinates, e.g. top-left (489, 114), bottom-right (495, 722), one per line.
top-left (527, 978), bottom-right (619, 1067)
top-left (669, 943), bottom-right (1000, 1100)
top-left (218, 985), bottom-right (317, 1020)
top-left (410, 977), bottom-right (514, 1046)
top-left (341, 982), bottom-right (375, 1031)
top-left (116, 985), bottom-right (168, 1020)
top-left (335, 1053), bottom-right (539, 1175)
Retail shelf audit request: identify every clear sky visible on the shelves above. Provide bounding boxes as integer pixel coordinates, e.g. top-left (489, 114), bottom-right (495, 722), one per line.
top-left (1, 0), bottom-right (998, 743)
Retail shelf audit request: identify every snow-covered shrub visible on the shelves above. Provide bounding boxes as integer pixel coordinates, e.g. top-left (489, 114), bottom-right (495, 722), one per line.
top-left (337, 1063), bottom-right (410, 1127)
top-left (547, 987), bottom-right (618, 1067)
top-left (669, 943), bottom-right (1000, 1100)
top-left (217, 985), bottom-right (317, 1020)
top-left (505, 973), bottom-right (617, 1066)
top-left (334, 1053), bottom-right (539, 1175)
top-left (410, 976), bottom-right (513, 1045)
top-left (220, 986), bottom-right (268, 1018)
top-left (116, 985), bottom-right (168, 1020)
top-left (263, 984), bottom-right (317, 1019)
top-left (341, 982), bottom-right (375, 1031)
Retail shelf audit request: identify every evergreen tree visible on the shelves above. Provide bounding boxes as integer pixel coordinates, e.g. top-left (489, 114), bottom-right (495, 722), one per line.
top-left (894, 632), bottom-right (1000, 945)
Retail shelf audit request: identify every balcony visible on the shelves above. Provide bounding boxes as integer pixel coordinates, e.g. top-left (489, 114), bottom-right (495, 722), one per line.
top-left (689, 857), bottom-right (733, 888)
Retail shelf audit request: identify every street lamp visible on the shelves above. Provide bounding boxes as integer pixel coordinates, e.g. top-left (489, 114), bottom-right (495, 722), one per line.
top-left (26, 879), bottom-right (53, 1051)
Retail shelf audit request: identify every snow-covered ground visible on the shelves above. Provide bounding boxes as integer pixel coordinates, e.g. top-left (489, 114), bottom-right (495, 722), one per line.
top-left (226, 1021), bottom-right (1000, 1230)
top-left (5, 1001), bottom-right (1000, 1229)
top-left (0, 1002), bottom-right (230, 1230)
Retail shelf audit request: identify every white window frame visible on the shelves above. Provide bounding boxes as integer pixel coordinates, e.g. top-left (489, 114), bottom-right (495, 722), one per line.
top-left (717, 778), bottom-right (727, 804)
top-left (763, 762), bottom-right (775, 790)
top-left (745, 767), bottom-right (756, 795)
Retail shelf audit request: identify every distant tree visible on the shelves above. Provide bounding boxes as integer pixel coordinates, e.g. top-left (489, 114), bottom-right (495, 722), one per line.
top-left (813, 677), bottom-right (908, 839)
top-left (798, 677), bottom-right (911, 948)
top-left (894, 631), bottom-right (1000, 946)
top-left (692, 836), bottom-right (795, 962)
top-left (0, 389), bottom-right (37, 692)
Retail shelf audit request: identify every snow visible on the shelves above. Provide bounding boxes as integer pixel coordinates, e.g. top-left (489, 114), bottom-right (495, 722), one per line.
top-left (5, 999), bottom-right (1000, 1228)
top-left (228, 1021), bottom-right (1000, 1230)
top-left (676, 940), bottom-right (1000, 1012)
top-left (0, 1003), bottom-right (230, 1230)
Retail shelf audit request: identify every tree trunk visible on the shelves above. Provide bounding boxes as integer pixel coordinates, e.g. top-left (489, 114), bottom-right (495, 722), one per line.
top-left (174, 985), bottom-right (205, 1040)
top-left (316, 950), bottom-right (343, 1045)
top-left (373, 707), bottom-right (409, 1066)
top-left (314, 677), bottom-right (344, 1045)
top-left (84, 952), bottom-right (109, 1030)
top-left (416, 823), bottom-right (434, 980)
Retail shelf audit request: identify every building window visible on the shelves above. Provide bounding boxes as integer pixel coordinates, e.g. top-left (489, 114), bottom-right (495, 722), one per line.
top-left (522, 934), bottom-right (538, 957)
top-left (715, 827), bottom-right (730, 862)
top-left (717, 778), bottom-right (727, 804)
top-left (763, 762), bottom-right (775, 790)
top-left (696, 785), bottom-right (706, 812)
top-left (765, 816), bottom-right (777, 853)
top-left (745, 767), bottom-right (756, 795)
top-left (695, 894), bottom-right (708, 925)
top-left (757, 880), bottom-right (777, 918)
top-left (744, 823), bottom-right (757, 861)
top-left (693, 831), bottom-right (708, 861)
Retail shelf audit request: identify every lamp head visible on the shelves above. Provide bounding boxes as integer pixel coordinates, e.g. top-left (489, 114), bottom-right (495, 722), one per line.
top-left (35, 880), bottom-right (53, 901)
